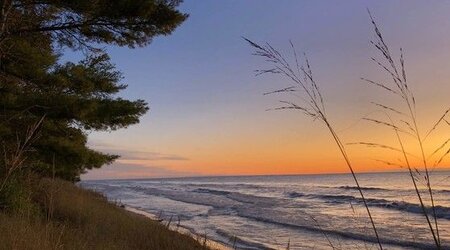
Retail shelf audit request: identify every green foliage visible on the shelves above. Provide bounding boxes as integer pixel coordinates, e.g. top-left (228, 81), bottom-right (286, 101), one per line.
top-left (0, 174), bottom-right (40, 217)
top-left (8, 0), bottom-right (188, 48)
top-left (0, 0), bottom-right (187, 182)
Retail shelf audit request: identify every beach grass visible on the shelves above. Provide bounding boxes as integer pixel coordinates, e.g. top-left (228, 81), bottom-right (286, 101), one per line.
top-left (0, 177), bottom-right (209, 250)
top-left (245, 11), bottom-right (448, 249)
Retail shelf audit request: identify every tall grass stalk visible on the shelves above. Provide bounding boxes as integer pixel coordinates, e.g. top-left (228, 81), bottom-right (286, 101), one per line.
top-left (0, 115), bottom-right (45, 192)
top-left (358, 12), bottom-right (445, 249)
top-left (244, 38), bottom-right (383, 249)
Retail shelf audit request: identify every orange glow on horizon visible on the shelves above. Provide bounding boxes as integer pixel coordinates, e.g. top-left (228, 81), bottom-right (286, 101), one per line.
top-left (82, 2), bottom-right (450, 180)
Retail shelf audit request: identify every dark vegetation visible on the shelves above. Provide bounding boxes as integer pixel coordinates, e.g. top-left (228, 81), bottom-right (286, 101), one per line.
top-left (0, 0), bottom-right (187, 184)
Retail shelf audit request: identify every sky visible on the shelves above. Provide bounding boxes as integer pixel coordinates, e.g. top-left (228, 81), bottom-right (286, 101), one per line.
top-left (82, 0), bottom-right (450, 180)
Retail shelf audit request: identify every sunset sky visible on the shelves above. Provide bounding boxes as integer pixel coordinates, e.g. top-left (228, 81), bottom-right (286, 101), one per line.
top-left (82, 0), bottom-right (450, 180)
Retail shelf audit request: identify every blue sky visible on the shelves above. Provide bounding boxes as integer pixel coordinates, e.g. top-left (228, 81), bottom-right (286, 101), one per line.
top-left (79, 1), bottom-right (450, 179)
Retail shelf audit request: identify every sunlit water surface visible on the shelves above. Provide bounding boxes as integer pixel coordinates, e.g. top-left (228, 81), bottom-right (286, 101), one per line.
top-left (81, 171), bottom-right (450, 249)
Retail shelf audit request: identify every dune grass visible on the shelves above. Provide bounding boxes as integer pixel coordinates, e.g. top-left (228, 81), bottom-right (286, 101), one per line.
top-left (245, 11), bottom-right (448, 250)
top-left (244, 37), bottom-right (384, 249)
top-left (0, 177), bottom-right (209, 250)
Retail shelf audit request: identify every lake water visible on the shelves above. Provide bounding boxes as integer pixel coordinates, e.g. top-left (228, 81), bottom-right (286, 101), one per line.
top-left (81, 171), bottom-right (450, 249)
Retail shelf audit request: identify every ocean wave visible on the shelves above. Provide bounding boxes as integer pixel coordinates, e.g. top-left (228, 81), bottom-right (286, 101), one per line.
top-left (129, 185), bottom-right (284, 210)
top-left (193, 188), bottom-right (231, 196)
top-left (86, 179), bottom-right (450, 249)
top-left (286, 191), bottom-right (305, 198)
top-left (337, 185), bottom-right (450, 194)
top-left (337, 185), bottom-right (388, 191)
top-left (437, 189), bottom-right (450, 194)
top-left (215, 229), bottom-right (272, 250)
top-left (187, 183), bottom-right (264, 190)
top-left (286, 191), bottom-right (354, 200)
top-left (287, 191), bottom-right (450, 219)
top-left (237, 209), bottom-right (438, 249)
top-left (128, 185), bottom-right (238, 209)
top-left (194, 188), bottom-right (284, 206)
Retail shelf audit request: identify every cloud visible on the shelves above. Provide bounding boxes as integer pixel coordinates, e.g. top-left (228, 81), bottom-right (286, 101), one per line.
top-left (81, 140), bottom-right (195, 180)
top-left (82, 162), bottom-right (198, 180)
top-left (110, 150), bottom-right (189, 161)
top-left (87, 141), bottom-right (189, 162)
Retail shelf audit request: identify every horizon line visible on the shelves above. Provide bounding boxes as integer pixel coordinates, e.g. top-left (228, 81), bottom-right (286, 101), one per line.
top-left (82, 168), bottom-right (450, 181)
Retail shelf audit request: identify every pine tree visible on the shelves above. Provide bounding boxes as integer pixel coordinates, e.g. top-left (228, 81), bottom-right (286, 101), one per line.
top-left (0, 0), bottom-right (187, 181)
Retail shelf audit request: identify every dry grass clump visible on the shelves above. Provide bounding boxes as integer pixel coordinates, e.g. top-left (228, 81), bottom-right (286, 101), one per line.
top-left (0, 213), bottom-right (71, 250)
top-left (0, 178), bottom-right (208, 250)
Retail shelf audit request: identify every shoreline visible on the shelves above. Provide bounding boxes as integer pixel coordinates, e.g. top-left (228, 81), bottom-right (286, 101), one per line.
top-left (1, 178), bottom-right (212, 249)
top-left (82, 172), bottom-right (450, 249)
top-left (124, 206), bottom-right (231, 250)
